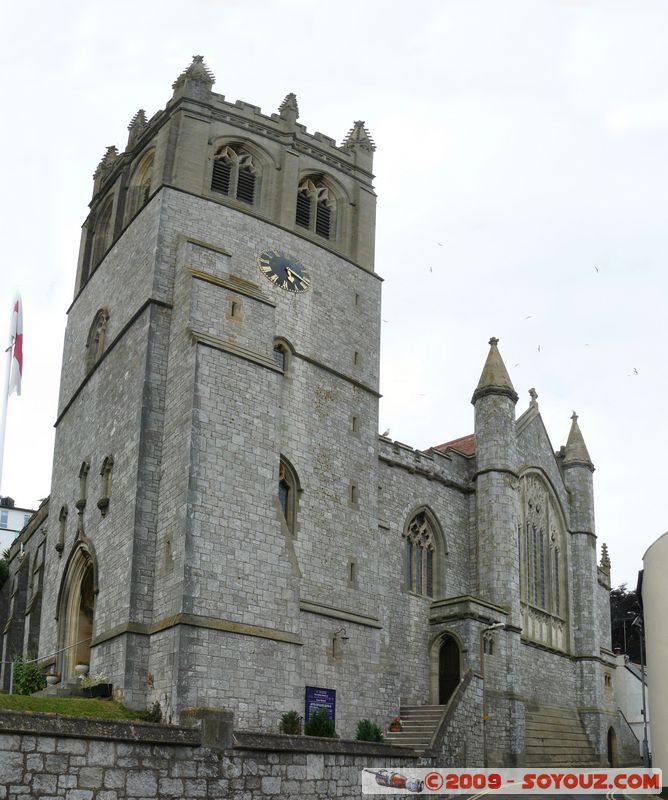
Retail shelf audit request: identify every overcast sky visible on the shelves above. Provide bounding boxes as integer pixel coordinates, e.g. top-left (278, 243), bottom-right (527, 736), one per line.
top-left (1, 0), bottom-right (666, 587)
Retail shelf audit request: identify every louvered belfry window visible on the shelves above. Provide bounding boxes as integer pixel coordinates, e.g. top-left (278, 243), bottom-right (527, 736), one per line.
top-left (211, 146), bottom-right (257, 204)
top-left (295, 177), bottom-right (334, 239)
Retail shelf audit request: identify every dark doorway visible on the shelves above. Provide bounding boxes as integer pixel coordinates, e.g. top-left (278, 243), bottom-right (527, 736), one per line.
top-left (438, 635), bottom-right (460, 705)
top-left (607, 727), bottom-right (617, 766)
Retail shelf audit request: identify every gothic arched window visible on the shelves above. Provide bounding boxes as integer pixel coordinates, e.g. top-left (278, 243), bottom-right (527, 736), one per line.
top-left (295, 177), bottom-right (334, 239)
top-left (125, 150), bottom-right (154, 222)
top-left (211, 145), bottom-right (258, 204)
top-left (91, 196), bottom-right (114, 269)
top-left (278, 457), bottom-right (299, 535)
top-left (85, 309), bottom-right (109, 374)
top-left (403, 511), bottom-right (436, 597)
top-left (519, 473), bottom-right (569, 651)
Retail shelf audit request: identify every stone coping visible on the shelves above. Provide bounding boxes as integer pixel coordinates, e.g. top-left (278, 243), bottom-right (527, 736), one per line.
top-left (0, 710), bottom-right (200, 746)
top-left (233, 730), bottom-right (418, 758)
top-left (0, 710), bottom-right (417, 758)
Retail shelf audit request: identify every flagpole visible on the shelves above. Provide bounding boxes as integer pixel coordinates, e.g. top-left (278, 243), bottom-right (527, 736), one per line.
top-left (0, 309), bottom-right (15, 495)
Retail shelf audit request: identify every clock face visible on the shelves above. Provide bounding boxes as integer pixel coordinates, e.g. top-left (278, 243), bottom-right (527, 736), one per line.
top-left (257, 250), bottom-right (311, 293)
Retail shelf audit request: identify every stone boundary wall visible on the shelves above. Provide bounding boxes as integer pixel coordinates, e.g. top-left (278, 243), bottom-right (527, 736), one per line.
top-left (0, 710), bottom-right (417, 799)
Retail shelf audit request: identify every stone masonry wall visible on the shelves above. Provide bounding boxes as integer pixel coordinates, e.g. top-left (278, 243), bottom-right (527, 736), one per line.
top-left (0, 711), bottom-right (417, 800)
top-left (432, 670), bottom-right (484, 767)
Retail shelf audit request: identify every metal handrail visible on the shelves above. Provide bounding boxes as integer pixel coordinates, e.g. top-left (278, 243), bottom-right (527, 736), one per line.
top-left (3, 636), bottom-right (92, 694)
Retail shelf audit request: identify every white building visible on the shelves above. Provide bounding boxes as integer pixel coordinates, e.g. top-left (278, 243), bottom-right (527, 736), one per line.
top-left (640, 532), bottom-right (668, 774)
top-left (0, 498), bottom-right (34, 552)
top-left (615, 653), bottom-right (649, 759)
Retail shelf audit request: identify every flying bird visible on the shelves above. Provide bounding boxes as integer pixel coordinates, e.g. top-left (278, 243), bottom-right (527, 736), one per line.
top-left (633, 368), bottom-right (638, 375)
top-left (437, 242), bottom-right (444, 247)
top-left (525, 315), bottom-right (532, 319)
top-left (537, 345), bottom-right (541, 352)
top-left (594, 266), bottom-right (599, 273)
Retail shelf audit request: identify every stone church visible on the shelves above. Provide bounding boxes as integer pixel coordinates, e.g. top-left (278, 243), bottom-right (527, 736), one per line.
top-left (0, 57), bottom-right (635, 766)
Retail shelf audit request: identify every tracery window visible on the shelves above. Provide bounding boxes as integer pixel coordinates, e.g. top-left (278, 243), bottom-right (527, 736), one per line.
top-left (125, 150), bottom-right (154, 222)
top-left (91, 196), bottom-right (114, 269)
top-left (403, 511), bottom-right (435, 597)
top-left (519, 473), bottom-right (568, 651)
top-left (295, 177), bottom-right (334, 239)
top-left (211, 145), bottom-right (257, 204)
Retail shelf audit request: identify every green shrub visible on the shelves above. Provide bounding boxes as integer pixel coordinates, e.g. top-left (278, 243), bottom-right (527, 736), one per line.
top-left (304, 708), bottom-right (336, 738)
top-left (13, 657), bottom-right (46, 695)
top-left (139, 700), bottom-right (163, 723)
top-left (0, 549), bottom-right (9, 593)
top-left (280, 710), bottom-right (301, 735)
top-left (356, 719), bottom-right (384, 742)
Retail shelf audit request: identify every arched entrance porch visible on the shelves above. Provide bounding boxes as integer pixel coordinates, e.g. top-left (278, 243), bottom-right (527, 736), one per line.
top-left (430, 632), bottom-right (462, 705)
top-left (57, 545), bottom-right (97, 680)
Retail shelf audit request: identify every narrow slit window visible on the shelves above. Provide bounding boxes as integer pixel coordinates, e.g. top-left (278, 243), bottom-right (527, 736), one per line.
top-left (273, 344), bottom-right (286, 370)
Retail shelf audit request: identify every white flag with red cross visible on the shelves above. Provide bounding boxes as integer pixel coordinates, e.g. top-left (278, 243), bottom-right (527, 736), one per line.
top-left (8, 296), bottom-right (23, 396)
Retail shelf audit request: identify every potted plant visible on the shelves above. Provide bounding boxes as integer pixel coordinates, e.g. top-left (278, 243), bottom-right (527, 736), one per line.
top-left (45, 671), bottom-right (61, 686)
top-left (388, 716), bottom-right (402, 732)
top-left (80, 672), bottom-right (112, 698)
top-left (74, 662), bottom-right (89, 679)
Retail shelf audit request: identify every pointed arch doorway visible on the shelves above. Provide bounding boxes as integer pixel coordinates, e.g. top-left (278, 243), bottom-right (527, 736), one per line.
top-left (438, 635), bottom-right (461, 705)
top-left (57, 547), bottom-right (96, 680)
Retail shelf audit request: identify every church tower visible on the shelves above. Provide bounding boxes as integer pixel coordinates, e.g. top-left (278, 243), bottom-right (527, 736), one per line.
top-left (41, 57), bottom-right (382, 724)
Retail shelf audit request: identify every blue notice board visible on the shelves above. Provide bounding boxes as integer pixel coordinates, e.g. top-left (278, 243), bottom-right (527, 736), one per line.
top-left (305, 686), bottom-right (336, 722)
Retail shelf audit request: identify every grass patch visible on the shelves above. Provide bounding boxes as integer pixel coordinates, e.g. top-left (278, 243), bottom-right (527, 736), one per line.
top-left (0, 693), bottom-right (143, 721)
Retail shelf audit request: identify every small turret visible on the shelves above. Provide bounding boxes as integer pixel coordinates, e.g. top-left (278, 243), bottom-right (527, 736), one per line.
top-left (342, 121), bottom-right (376, 170)
top-left (563, 411), bottom-right (594, 470)
top-left (472, 338), bottom-right (520, 621)
top-left (600, 542), bottom-right (611, 572)
top-left (472, 337), bottom-right (518, 405)
top-left (472, 337), bottom-right (518, 473)
top-left (278, 93), bottom-right (299, 128)
top-left (171, 55), bottom-right (215, 102)
top-left (126, 109), bottom-right (148, 150)
top-left (92, 146), bottom-right (119, 195)
top-left (561, 411), bottom-right (597, 655)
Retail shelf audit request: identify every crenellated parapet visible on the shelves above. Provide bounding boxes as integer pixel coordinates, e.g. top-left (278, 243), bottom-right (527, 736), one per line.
top-left (74, 56), bottom-right (377, 298)
top-left (377, 435), bottom-right (474, 492)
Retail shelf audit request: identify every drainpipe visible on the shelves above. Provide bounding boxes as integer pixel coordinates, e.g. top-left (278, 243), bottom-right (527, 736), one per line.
top-left (480, 622), bottom-right (505, 767)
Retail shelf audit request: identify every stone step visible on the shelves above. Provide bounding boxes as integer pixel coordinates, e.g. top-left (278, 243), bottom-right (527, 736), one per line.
top-left (385, 705), bottom-right (448, 755)
top-left (527, 742), bottom-right (595, 751)
top-left (527, 732), bottom-right (592, 742)
top-left (525, 706), bottom-right (595, 767)
top-left (34, 681), bottom-right (85, 698)
top-left (527, 718), bottom-right (586, 730)
top-left (386, 736), bottom-right (434, 744)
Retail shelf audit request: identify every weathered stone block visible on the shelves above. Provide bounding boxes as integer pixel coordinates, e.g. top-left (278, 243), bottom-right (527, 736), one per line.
top-left (261, 776), bottom-right (281, 795)
top-left (57, 738), bottom-right (87, 755)
top-left (126, 770), bottom-right (157, 796)
top-left (158, 777), bottom-right (184, 796)
top-left (78, 766), bottom-right (104, 788)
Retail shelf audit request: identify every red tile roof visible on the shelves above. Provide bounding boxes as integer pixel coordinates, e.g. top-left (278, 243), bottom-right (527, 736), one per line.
top-left (434, 433), bottom-right (476, 458)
